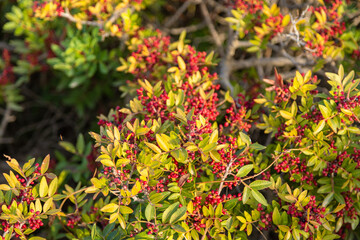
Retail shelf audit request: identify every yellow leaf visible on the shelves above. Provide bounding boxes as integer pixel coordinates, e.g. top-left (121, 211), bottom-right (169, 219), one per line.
top-left (101, 203), bottom-right (119, 213)
top-left (177, 56), bottom-right (186, 71)
top-left (156, 134), bottom-right (169, 152)
top-left (39, 176), bottom-right (48, 198)
top-left (279, 110), bottom-right (293, 120)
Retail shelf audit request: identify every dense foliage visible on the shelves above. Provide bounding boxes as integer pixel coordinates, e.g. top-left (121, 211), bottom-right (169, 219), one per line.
top-left (1, 0), bottom-right (360, 239)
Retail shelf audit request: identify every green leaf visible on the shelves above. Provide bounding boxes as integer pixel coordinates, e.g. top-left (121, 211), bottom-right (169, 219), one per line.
top-left (334, 193), bottom-right (345, 204)
top-left (40, 155), bottom-right (50, 175)
top-left (322, 192), bottom-right (334, 207)
top-left (39, 176), bottom-right (48, 198)
top-left (170, 206), bottom-right (187, 224)
top-left (0, 185), bottom-right (11, 191)
top-left (162, 202), bottom-right (179, 223)
top-left (313, 120), bottom-right (325, 135)
top-left (251, 189), bottom-right (268, 206)
top-left (59, 141), bottom-right (76, 154)
top-left (119, 205), bottom-right (133, 214)
top-left (250, 143), bottom-right (266, 151)
top-left (202, 142), bottom-right (217, 153)
top-left (76, 134), bottom-right (85, 154)
top-left (156, 134), bottom-right (170, 152)
top-left (272, 207), bottom-right (281, 225)
top-left (279, 110), bottom-right (293, 119)
top-left (145, 142), bottom-right (162, 154)
top-left (249, 180), bottom-right (271, 190)
top-left (215, 203), bottom-right (223, 217)
top-left (242, 186), bottom-right (250, 204)
top-left (171, 224), bottom-right (186, 233)
top-left (145, 204), bottom-right (155, 222)
top-left (48, 177), bottom-right (58, 197)
top-left (319, 105), bottom-right (331, 119)
top-left (101, 203), bottom-right (119, 213)
top-left (149, 192), bottom-right (170, 203)
top-left (236, 164), bottom-right (253, 177)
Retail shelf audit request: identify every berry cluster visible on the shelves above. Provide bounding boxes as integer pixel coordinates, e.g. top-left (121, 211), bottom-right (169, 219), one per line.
top-left (66, 214), bottom-right (82, 229)
top-left (335, 192), bottom-right (359, 220)
top-left (322, 151), bottom-right (348, 177)
top-left (223, 94), bottom-right (252, 132)
top-left (275, 153), bottom-right (317, 186)
top-left (307, 1), bottom-right (346, 57)
top-left (257, 204), bottom-right (272, 230)
top-left (0, 50), bottom-right (14, 85)
top-left (287, 195), bottom-right (325, 232)
top-left (231, 0), bottom-right (263, 14)
top-left (332, 91), bottom-right (360, 122)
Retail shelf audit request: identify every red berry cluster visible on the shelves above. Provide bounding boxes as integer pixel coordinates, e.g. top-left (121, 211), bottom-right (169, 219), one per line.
top-left (187, 191), bottom-right (241, 231)
top-left (0, 50), bottom-right (14, 85)
top-left (274, 153), bottom-right (317, 186)
top-left (287, 195), bottom-right (325, 233)
top-left (33, 1), bottom-right (64, 16)
top-left (101, 166), bottom-right (131, 187)
top-left (146, 222), bottom-right (158, 235)
top-left (302, 108), bottom-right (324, 124)
top-left (210, 135), bottom-right (250, 190)
top-left (322, 151), bottom-right (348, 177)
top-left (307, 1), bottom-right (346, 57)
top-left (0, 209), bottom-right (43, 236)
top-left (128, 30), bottom-right (171, 82)
top-left (140, 178), bottom-right (169, 193)
top-left (335, 192), bottom-right (359, 220)
top-left (182, 82), bottom-right (220, 121)
top-left (257, 204), bottom-right (272, 230)
top-left (126, 29), bottom-right (218, 84)
top-left (223, 94), bottom-right (252, 132)
top-left (66, 214), bottom-right (82, 229)
top-left (231, 0), bottom-right (263, 14)
top-left (332, 91), bottom-right (360, 122)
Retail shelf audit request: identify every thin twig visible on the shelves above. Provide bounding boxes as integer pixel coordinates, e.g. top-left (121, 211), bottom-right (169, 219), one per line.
top-left (60, 5), bottom-right (132, 28)
top-left (60, 12), bottom-right (103, 27)
top-left (164, 0), bottom-right (201, 28)
top-left (165, 22), bottom-right (206, 35)
top-left (0, 104), bottom-right (13, 141)
top-left (200, 1), bottom-right (224, 56)
top-left (231, 57), bottom-right (307, 70)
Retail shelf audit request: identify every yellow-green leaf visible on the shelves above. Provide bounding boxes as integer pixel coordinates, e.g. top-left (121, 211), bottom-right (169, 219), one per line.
top-left (156, 134), bottom-right (169, 152)
top-left (39, 176), bottom-right (48, 198)
top-left (279, 110), bottom-right (293, 120)
top-left (101, 203), bottom-right (119, 213)
top-left (119, 205), bottom-right (133, 214)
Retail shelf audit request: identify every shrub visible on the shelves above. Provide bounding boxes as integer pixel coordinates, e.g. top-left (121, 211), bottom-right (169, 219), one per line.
top-left (1, 0), bottom-right (360, 240)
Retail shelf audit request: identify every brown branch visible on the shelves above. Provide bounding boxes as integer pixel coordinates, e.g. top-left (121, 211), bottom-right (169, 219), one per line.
top-left (60, 5), bottom-right (132, 28)
top-left (165, 22), bottom-right (206, 35)
top-left (200, 1), bottom-right (224, 56)
top-left (164, 0), bottom-right (201, 28)
top-left (60, 12), bottom-right (103, 27)
top-left (0, 104), bottom-right (13, 141)
top-left (231, 57), bottom-right (307, 71)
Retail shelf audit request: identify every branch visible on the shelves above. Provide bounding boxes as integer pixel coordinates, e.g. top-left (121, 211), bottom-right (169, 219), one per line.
top-left (60, 5), bottom-right (132, 28)
top-left (219, 27), bottom-right (237, 93)
top-left (0, 104), bottom-right (13, 141)
top-left (165, 22), bottom-right (206, 35)
top-left (60, 12), bottom-right (103, 27)
top-left (231, 57), bottom-right (307, 70)
top-left (200, 1), bottom-right (224, 56)
top-left (164, 0), bottom-right (201, 28)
